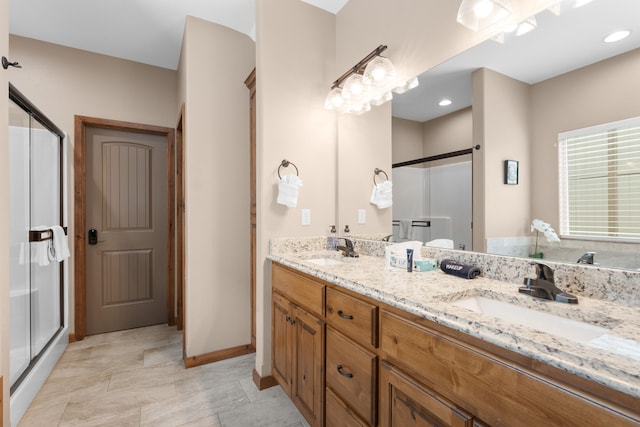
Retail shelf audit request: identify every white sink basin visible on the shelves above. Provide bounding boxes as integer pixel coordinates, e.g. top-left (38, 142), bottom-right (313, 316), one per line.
top-left (306, 258), bottom-right (343, 266)
top-left (452, 296), bottom-right (609, 343)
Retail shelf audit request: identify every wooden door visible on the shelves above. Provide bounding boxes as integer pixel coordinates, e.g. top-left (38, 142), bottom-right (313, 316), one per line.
top-left (292, 305), bottom-right (324, 427)
top-left (272, 292), bottom-right (293, 396)
top-left (244, 69), bottom-right (256, 350)
top-left (379, 361), bottom-right (475, 427)
top-left (85, 127), bottom-right (167, 335)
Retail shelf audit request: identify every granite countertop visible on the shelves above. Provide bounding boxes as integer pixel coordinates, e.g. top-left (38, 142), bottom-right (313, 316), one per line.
top-left (268, 249), bottom-right (640, 399)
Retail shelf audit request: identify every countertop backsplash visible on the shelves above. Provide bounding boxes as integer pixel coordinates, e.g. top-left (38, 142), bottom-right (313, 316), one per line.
top-left (269, 236), bottom-right (640, 307)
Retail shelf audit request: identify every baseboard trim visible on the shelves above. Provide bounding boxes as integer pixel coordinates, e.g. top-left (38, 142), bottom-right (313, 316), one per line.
top-left (184, 344), bottom-right (255, 369)
top-left (252, 369), bottom-right (278, 391)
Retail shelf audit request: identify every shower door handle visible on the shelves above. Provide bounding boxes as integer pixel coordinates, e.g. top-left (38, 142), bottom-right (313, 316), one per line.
top-left (88, 229), bottom-right (98, 245)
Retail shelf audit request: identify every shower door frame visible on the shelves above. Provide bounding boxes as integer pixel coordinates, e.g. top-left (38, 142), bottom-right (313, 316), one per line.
top-left (8, 83), bottom-right (66, 394)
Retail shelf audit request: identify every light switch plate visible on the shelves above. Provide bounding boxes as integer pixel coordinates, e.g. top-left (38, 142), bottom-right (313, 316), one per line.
top-left (358, 209), bottom-right (366, 224)
top-left (301, 209), bottom-right (311, 225)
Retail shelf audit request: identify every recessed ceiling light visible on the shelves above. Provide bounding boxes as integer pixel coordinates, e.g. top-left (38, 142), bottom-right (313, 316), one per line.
top-left (439, 99), bottom-right (453, 107)
top-left (604, 30), bottom-right (631, 43)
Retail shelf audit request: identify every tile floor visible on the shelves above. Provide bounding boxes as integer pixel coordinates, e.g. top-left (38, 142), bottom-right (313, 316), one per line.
top-left (18, 324), bottom-right (309, 427)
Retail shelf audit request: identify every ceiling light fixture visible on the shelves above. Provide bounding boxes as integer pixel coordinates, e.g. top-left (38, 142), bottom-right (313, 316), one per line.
top-left (456, 0), bottom-right (512, 32)
top-left (325, 45), bottom-right (419, 114)
top-left (604, 30), bottom-right (631, 43)
top-left (439, 99), bottom-right (453, 107)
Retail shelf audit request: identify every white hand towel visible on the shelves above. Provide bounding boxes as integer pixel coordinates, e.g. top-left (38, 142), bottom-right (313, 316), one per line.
top-left (30, 226), bottom-right (51, 267)
top-left (277, 174), bottom-right (303, 208)
top-left (49, 225), bottom-right (70, 262)
top-left (370, 180), bottom-right (393, 209)
top-left (399, 219), bottom-right (413, 239)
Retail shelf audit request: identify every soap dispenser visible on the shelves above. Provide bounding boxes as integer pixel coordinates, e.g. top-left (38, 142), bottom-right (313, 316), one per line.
top-left (327, 225), bottom-right (338, 250)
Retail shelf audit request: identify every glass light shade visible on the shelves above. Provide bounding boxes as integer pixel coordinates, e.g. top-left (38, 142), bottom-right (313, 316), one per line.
top-left (371, 91), bottom-right (393, 106)
top-left (394, 76), bottom-right (420, 94)
top-left (342, 73), bottom-right (366, 99)
top-left (573, 0), bottom-right (593, 8)
top-left (351, 102), bottom-right (372, 115)
top-left (515, 16), bottom-right (536, 36)
top-left (456, 0), bottom-right (512, 32)
top-left (324, 87), bottom-right (344, 110)
top-left (363, 56), bottom-right (397, 85)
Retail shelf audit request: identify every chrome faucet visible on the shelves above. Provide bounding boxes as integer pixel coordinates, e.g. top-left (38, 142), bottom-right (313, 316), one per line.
top-left (519, 262), bottom-right (578, 304)
top-left (577, 251), bottom-right (596, 265)
top-left (336, 238), bottom-right (359, 258)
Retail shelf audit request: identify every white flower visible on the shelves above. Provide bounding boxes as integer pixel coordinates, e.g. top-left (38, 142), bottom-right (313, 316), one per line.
top-left (531, 219), bottom-right (560, 243)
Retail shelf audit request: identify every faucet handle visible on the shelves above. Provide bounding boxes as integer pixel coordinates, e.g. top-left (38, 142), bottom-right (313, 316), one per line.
top-left (529, 262), bottom-right (555, 283)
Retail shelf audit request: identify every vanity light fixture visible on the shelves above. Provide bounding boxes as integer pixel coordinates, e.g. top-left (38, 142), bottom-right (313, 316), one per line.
top-left (325, 45), bottom-right (419, 114)
top-left (456, 0), bottom-right (512, 32)
top-left (604, 30), bottom-right (631, 43)
top-left (439, 98), bottom-right (453, 107)
top-left (573, 0), bottom-right (594, 8)
top-left (515, 16), bottom-right (537, 36)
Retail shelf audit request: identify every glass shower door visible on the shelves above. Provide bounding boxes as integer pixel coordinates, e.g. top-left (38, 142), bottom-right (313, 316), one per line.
top-left (30, 120), bottom-right (62, 356)
top-left (9, 98), bottom-right (32, 386)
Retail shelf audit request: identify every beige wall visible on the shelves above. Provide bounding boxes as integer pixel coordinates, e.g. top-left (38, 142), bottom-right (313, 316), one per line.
top-left (423, 107), bottom-right (472, 157)
top-left (392, 117), bottom-right (422, 164)
top-left (473, 68), bottom-right (531, 247)
top-left (338, 103), bottom-right (392, 234)
top-left (8, 35), bottom-right (179, 334)
top-left (255, 0), bottom-right (336, 376)
top-left (530, 48), bottom-right (640, 232)
top-left (1, 0), bottom-right (9, 422)
top-left (179, 16), bottom-right (255, 358)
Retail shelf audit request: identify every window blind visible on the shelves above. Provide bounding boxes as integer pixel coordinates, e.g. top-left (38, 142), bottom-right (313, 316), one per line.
top-left (558, 117), bottom-right (640, 241)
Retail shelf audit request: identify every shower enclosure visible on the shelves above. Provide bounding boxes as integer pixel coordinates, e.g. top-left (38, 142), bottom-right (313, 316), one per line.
top-left (8, 83), bottom-right (68, 425)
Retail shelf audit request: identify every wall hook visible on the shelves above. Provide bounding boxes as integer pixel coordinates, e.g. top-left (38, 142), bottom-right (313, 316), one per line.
top-left (2, 56), bottom-right (22, 70)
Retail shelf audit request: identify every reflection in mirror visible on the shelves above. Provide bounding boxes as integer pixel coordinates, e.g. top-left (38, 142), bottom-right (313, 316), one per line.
top-left (390, 0), bottom-right (640, 270)
top-left (392, 152), bottom-right (472, 251)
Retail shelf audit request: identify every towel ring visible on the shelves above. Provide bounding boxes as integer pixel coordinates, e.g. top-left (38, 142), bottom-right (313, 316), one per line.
top-left (373, 168), bottom-right (388, 185)
top-left (278, 159), bottom-right (299, 179)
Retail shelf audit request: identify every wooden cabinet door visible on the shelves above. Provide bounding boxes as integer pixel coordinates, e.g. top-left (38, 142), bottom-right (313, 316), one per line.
top-left (379, 361), bottom-right (475, 427)
top-left (292, 305), bottom-right (325, 427)
top-left (272, 292), bottom-right (293, 396)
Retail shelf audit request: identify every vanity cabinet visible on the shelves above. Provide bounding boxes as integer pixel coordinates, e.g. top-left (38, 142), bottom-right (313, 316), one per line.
top-left (271, 261), bottom-right (639, 427)
top-left (272, 264), bottom-right (325, 427)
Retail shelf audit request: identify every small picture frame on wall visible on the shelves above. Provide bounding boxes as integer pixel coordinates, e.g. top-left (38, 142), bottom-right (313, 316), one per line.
top-left (504, 160), bottom-right (519, 185)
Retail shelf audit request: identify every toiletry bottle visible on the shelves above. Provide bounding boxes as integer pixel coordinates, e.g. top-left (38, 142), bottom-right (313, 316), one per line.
top-left (343, 225), bottom-right (350, 238)
top-left (328, 225), bottom-right (337, 250)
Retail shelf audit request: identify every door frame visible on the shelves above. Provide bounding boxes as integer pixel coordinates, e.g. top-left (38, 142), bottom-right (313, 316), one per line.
top-left (73, 115), bottom-right (176, 341)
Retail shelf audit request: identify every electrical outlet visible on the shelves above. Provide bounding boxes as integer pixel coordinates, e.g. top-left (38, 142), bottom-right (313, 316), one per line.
top-left (358, 209), bottom-right (366, 224)
top-left (301, 209), bottom-right (311, 225)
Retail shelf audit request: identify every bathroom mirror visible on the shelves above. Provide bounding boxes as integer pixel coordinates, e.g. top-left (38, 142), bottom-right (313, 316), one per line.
top-left (390, 0), bottom-right (640, 270)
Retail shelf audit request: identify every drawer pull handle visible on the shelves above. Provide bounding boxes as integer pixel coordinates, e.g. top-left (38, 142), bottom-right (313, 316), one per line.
top-left (337, 310), bottom-right (353, 320)
top-left (337, 364), bottom-right (353, 378)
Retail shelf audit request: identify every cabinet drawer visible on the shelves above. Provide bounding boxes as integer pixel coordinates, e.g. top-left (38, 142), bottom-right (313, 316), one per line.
top-left (272, 263), bottom-right (324, 316)
top-left (326, 326), bottom-right (377, 426)
top-left (326, 287), bottom-right (378, 348)
top-left (326, 387), bottom-right (369, 427)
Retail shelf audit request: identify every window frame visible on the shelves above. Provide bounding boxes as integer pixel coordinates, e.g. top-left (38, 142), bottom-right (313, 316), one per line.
top-left (558, 116), bottom-right (640, 243)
